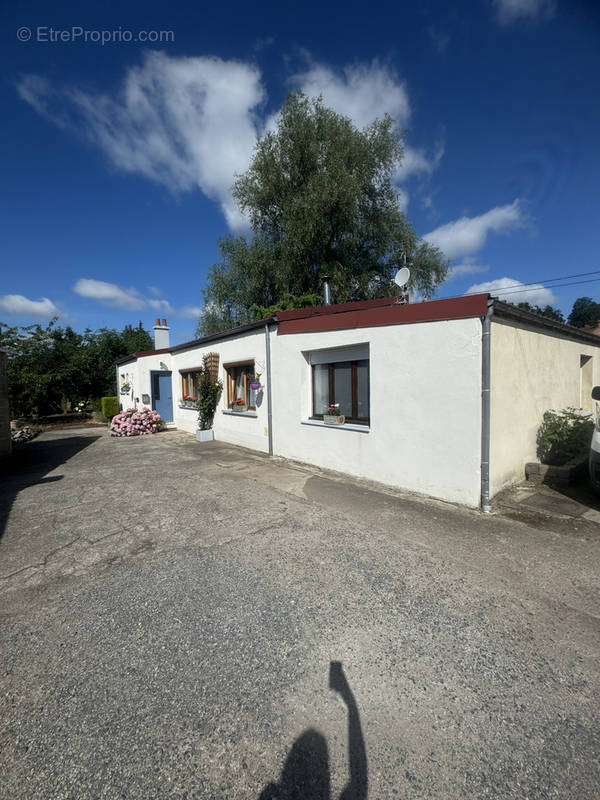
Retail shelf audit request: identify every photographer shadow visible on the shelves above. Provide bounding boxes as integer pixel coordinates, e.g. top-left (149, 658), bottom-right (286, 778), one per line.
top-left (258, 661), bottom-right (368, 800)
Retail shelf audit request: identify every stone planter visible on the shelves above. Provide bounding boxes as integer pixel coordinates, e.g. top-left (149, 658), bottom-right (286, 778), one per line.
top-left (231, 404), bottom-right (247, 413)
top-left (324, 415), bottom-right (345, 426)
top-left (196, 429), bottom-right (214, 442)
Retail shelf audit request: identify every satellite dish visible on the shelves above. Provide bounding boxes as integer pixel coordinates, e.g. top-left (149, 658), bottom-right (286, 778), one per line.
top-left (394, 266), bottom-right (410, 289)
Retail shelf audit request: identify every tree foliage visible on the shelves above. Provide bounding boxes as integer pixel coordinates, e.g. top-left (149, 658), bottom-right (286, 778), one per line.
top-left (517, 302), bottom-right (565, 323)
top-left (0, 319), bottom-right (153, 418)
top-left (199, 92), bottom-right (448, 335)
top-left (567, 297), bottom-right (600, 328)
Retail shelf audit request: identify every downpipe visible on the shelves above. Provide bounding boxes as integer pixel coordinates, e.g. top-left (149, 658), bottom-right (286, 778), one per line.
top-left (481, 298), bottom-right (493, 513)
top-left (264, 322), bottom-right (274, 456)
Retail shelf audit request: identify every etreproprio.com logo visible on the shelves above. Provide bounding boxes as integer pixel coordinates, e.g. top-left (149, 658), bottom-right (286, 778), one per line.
top-left (17, 26), bottom-right (175, 45)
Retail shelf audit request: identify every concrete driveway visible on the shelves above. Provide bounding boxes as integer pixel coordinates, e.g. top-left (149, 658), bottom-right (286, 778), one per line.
top-left (1, 427), bottom-right (599, 799)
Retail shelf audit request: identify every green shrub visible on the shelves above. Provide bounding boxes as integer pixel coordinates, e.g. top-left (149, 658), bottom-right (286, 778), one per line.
top-left (536, 408), bottom-right (594, 466)
top-left (101, 396), bottom-right (120, 420)
top-left (197, 371), bottom-right (223, 431)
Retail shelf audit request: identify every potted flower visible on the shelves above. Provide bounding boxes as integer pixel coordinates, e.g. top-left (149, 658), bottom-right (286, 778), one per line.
top-left (248, 372), bottom-right (262, 390)
top-left (323, 403), bottom-right (345, 425)
top-left (182, 395), bottom-right (197, 408)
top-left (231, 396), bottom-right (248, 412)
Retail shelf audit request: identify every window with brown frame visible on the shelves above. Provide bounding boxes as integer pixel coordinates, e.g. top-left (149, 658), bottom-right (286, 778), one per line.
top-left (312, 359), bottom-right (370, 424)
top-left (180, 369), bottom-right (202, 402)
top-left (224, 361), bottom-right (257, 410)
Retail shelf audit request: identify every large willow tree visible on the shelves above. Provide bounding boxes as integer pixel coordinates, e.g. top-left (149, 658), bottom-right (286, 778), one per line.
top-left (199, 92), bottom-right (447, 335)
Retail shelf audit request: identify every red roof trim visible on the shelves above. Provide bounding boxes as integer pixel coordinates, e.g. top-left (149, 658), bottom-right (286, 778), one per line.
top-left (135, 347), bottom-right (171, 357)
top-left (276, 295), bottom-right (407, 321)
top-left (277, 294), bottom-right (489, 335)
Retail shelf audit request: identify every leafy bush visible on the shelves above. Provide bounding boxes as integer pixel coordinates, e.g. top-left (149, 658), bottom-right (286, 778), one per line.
top-left (101, 396), bottom-right (119, 420)
top-left (536, 408), bottom-right (594, 466)
top-left (197, 370), bottom-right (222, 430)
top-left (109, 407), bottom-right (164, 437)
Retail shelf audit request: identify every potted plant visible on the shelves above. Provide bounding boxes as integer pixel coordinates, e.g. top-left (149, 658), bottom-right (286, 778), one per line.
top-left (323, 403), bottom-right (345, 425)
top-left (196, 370), bottom-right (222, 442)
top-left (231, 397), bottom-right (248, 412)
top-left (249, 372), bottom-right (262, 390)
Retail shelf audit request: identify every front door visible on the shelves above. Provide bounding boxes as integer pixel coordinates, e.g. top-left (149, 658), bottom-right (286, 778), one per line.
top-left (151, 371), bottom-right (173, 422)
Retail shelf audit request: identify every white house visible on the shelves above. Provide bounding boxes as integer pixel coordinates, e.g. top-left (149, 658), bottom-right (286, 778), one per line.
top-left (115, 296), bottom-right (600, 509)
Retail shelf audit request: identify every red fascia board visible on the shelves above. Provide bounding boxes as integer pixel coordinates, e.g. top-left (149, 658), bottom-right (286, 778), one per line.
top-left (276, 295), bottom-right (402, 322)
top-left (135, 348), bottom-right (171, 357)
top-left (277, 294), bottom-right (489, 335)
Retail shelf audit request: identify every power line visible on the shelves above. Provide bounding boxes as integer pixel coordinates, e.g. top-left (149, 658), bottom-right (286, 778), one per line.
top-left (463, 269), bottom-right (600, 296)
top-left (488, 278), bottom-right (600, 297)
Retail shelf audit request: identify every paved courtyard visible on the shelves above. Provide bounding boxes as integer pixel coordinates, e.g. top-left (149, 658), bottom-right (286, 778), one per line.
top-left (1, 427), bottom-right (599, 799)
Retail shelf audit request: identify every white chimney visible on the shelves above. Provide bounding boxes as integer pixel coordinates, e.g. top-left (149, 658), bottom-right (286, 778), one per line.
top-left (153, 318), bottom-right (170, 350)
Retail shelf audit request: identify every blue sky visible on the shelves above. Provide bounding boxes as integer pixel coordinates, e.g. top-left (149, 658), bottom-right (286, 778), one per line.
top-left (1, 0), bottom-right (599, 342)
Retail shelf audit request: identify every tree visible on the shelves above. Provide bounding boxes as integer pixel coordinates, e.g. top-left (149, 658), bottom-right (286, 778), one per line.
top-left (199, 92), bottom-right (448, 334)
top-left (567, 297), bottom-right (600, 328)
top-left (517, 302), bottom-right (564, 323)
top-left (0, 319), bottom-right (153, 419)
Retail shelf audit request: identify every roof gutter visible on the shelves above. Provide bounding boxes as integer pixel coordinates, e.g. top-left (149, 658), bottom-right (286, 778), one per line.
top-left (481, 296), bottom-right (494, 513)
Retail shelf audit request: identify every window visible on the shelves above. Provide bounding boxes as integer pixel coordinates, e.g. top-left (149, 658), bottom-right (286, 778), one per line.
top-left (180, 369), bottom-right (202, 403)
top-left (311, 349), bottom-right (370, 424)
top-left (224, 361), bottom-right (258, 410)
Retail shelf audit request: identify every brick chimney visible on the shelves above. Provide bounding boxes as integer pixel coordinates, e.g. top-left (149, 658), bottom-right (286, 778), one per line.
top-left (153, 318), bottom-right (170, 350)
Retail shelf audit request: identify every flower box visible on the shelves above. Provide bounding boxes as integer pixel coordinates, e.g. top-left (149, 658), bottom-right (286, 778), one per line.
top-left (324, 415), bottom-right (345, 425)
top-left (231, 404), bottom-right (248, 413)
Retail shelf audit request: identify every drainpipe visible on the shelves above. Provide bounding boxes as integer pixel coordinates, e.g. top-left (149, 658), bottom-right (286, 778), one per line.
top-left (481, 297), bottom-right (494, 513)
top-left (264, 321), bottom-right (274, 456)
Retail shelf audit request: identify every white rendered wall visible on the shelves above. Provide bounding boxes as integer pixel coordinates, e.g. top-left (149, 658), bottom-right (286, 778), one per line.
top-left (270, 318), bottom-right (483, 506)
top-left (172, 329), bottom-right (270, 453)
top-left (115, 352), bottom-right (173, 412)
top-left (489, 319), bottom-right (600, 496)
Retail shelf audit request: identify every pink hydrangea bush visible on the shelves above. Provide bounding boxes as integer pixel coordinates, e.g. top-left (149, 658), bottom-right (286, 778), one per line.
top-left (110, 407), bottom-right (165, 437)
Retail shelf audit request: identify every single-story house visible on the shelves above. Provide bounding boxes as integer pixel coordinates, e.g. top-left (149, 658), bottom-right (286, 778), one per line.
top-left (116, 294), bottom-right (600, 509)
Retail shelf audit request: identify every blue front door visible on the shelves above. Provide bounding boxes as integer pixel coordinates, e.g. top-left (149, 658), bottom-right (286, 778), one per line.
top-left (151, 371), bottom-right (173, 422)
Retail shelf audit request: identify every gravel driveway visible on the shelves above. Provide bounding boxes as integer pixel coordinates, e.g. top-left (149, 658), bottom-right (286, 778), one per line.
top-left (1, 427), bottom-right (599, 799)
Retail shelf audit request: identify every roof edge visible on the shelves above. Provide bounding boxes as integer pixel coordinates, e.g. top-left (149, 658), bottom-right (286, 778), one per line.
top-left (493, 301), bottom-right (600, 344)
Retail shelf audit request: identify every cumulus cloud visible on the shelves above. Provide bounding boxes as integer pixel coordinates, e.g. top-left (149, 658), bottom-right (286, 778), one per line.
top-left (73, 279), bottom-right (146, 309)
top-left (17, 53), bottom-right (265, 230)
top-left (493, 0), bottom-right (556, 25)
top-left (466, 277), bottom-right (557, 306)
top-left (148, 298), bottom-right (174, 314)
top-left (292, 60), bottom-right (411, 130)
top-left (18, 53), bottom-right (439, 226)
top-left (446, 257), bottom-right (490, 280)
top-left (0, 294), bottom-right (60, 317)
top-left (178, 306), bottom-right (205, 319)
top-left (423, 200), bottom-right (524, 260)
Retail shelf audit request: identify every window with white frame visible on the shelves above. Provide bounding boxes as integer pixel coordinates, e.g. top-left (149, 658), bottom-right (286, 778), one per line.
top-left (309, 345), bottom-right (370, 425)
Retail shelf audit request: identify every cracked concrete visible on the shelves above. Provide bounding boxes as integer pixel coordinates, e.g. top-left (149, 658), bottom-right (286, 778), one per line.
top-left (1, 426), bottom-right (599, 799)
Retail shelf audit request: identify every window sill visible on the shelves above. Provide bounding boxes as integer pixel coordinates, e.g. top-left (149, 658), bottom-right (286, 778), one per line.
top-left (222, 410), bottom-right (258, 418)
top-left (301, 419), bottom-right (370, 432)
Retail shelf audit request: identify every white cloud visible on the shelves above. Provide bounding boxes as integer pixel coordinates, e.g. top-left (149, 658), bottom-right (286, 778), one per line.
top-left (0, 294), bottom-right (60, 317)
top-left (291, 59), bottom-right (443, 202)
top-left (423, 200), bottom-right (524, 260)
top-left (18, 52), bottom-right (265, 231)
top-left (178, 306), bottom-right (205, 319)
top-left (466, 277), bottom-right (557, 306)
top-left (446, 257), bottom-right (490, 280)
top-left (18, 53), bottom-right (439, 227)
top-left (493, 0), bottom-right (556, 25)
top-left (292, 60), bottom-right (411, 129)
top-left (148, 298), bottom-right (174, 314)
top-left (73, 278), bottom-right (146, 309)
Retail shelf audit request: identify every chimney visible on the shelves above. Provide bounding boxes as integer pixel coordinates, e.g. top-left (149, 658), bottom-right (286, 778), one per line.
top-left (321, 275), bottom-right (332, 306)
top-left (153, 318), bottom-right (170, 350)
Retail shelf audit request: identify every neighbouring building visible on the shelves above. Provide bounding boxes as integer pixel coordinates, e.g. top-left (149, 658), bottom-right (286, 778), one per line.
top-left (115, 296), bottom-right (600, 509)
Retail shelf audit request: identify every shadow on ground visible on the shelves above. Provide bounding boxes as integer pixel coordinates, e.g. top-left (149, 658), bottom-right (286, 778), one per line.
top-left (0, 431), bottom-right (100, 539)
top-left (259, 662), bottom-right (368, 800)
